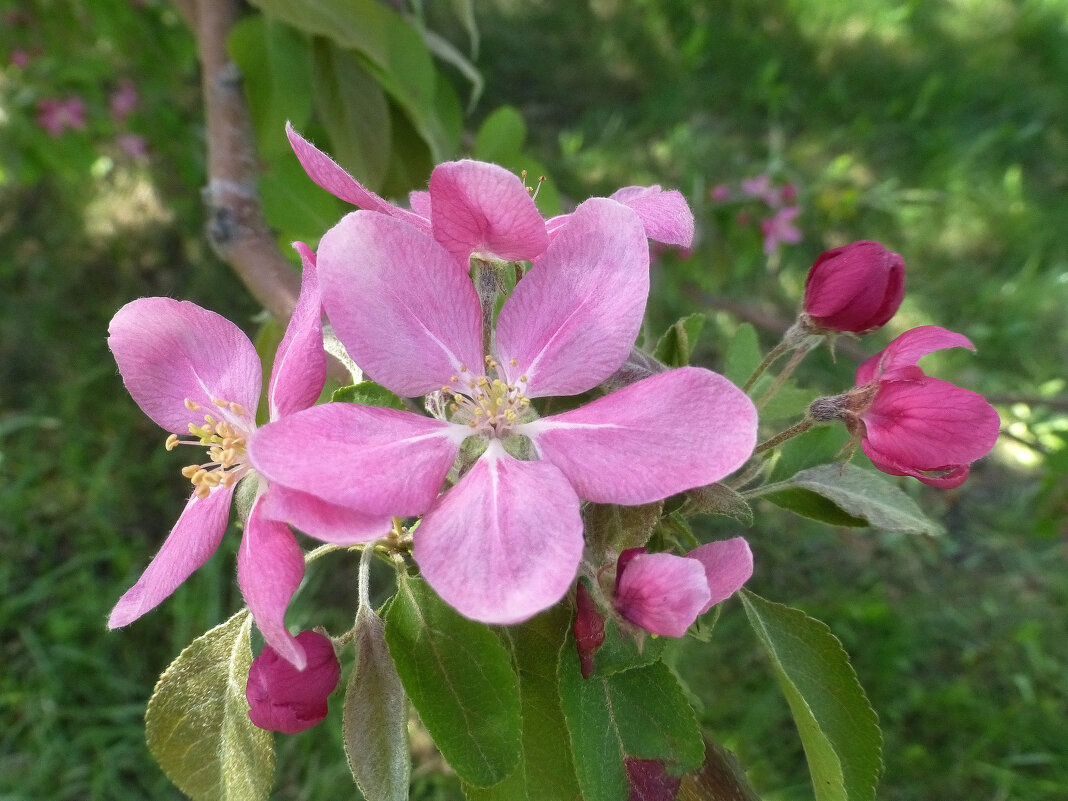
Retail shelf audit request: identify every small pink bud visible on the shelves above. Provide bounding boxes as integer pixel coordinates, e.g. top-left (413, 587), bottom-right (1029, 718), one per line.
top-left (246, 630), bottom-right (340, 734)
top-left (803, 240), bottom-right (905, 333)
top-left (573, 581), bottom-right (606, 679)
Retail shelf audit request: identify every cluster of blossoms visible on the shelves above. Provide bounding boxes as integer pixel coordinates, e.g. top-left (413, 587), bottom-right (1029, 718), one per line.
top-left (710, 173), bottom-right (802, 255)
top-left (106, 127), bottom-right (999, 732)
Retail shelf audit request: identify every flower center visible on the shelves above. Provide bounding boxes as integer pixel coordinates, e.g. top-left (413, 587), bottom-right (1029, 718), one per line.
top-left (443, 355), bottom-right (533, 438)
top-left (165, 397), bottom-right (254, 498)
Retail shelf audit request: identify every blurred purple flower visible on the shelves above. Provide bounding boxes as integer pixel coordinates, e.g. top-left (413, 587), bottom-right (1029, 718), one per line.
top-left (109, 79), bottom-right (139, 122)
top-left (760, 206), bottom-right (802, 254)
top-left (36, 97), bottom-right (87, 137)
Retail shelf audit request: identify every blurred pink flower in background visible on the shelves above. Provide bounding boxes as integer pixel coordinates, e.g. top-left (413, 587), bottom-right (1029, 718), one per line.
top-left (10, 49), bottom-right (31, 68)
top-left (760, 205), bottom-right (802, 254)
top-left (36, 96), bottom-right (87, 137)
top-left (109, 79), bottom-right (140, 122)
top-left (116, 133), bottom-right (148, 160)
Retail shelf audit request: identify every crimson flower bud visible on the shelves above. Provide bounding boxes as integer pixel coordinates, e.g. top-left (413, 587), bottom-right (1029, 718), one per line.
top-left (573, 581), bottom-right (606, 679)
top-left (803, 240), bottom-right (905, 333)
top-left (246, 630), bottom-right (340, 734)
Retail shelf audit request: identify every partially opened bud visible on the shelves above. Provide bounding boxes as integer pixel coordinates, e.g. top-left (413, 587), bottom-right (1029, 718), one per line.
top-left (803, 241), bottom-right (905, 333)
top-left (246, 630), bottom-right (340, 734)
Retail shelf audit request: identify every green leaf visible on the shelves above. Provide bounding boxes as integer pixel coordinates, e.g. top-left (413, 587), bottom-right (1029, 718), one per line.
top-left (583, 501), bottom-right (664, 564)
top-left (768, 425), bottom-right (850, 484)
top-left (654, 313), bottom-right (706, 368)
top-left (258, 146), bottom-right (346, 247)
top-left (344, 604), bottom-right (410, 801)
top-left (384, 576), bottom-right (521, 787)
top-left (559, 641), bottom-right (704, 801)
top-left (331, 381), bottom-right (407, 410)
top-left (227, 16), bottom-right (313, 159)
top-left (757, 487), bottom-right (869, 527)
top-left (587, 616), bottom-right (665, 678)
top-left (678, 737), bottom-right (762, 801)
top-left (739, 591), bottom-right (882, 801)
top-left (683, 482), bottom-right (753, 526)
top-left (311, 37), bottom-right (392, 192)
top-left (462, 605), bottom-right (580, 801)
top-left (751, 463), bottom-right (944, 535)
top-left (723, 323), bottom-right (761, 387)
top-left (145, 610), bottom-right (274, 801)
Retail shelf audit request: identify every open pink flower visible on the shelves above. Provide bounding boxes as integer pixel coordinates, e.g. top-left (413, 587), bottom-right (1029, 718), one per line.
top-left (613, 538), bottom-right (753, 637)
top-left (106, 246), bottom-right (390, 668)
top-left (246, 630), bottom-right (340, 734)
top-left (851, 326), bottom-right (1000, 488)
top-left (286, 123), bottom-right (694, 257)
top-left (250, 198), bottom-right (756, 624)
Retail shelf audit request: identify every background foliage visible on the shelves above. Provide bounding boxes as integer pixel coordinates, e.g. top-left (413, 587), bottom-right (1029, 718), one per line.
top-left (1, 1), bottom-right (1066, 799)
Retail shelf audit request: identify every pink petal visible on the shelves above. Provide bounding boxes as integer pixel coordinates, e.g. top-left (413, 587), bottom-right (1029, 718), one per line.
top-left (409, 190), bottom-right (431, 219)
top-left (238, 493), bottom-right (306, 669)
top-left (614, 552), bottom-right (710, 637)
top-left (107, 486), bottom-right (234, 628)
top-left (317, 212), bottom-right (484, 397)
top-left (521, 367), bottom-right (757, 504)
top-left (268, 243), bottom-right (325, 420)
top-left (860, 441), bottom-right (973, 489)
top-left (413, 443), bottom-right (584, 624)
top-left (249, 403), bottom-right (462, 516)
top-left (429, 159), bottom-right (549, 264)
top-left (495, 198), bottom-right (649, 396)
top-left (609, 185), bottom-right (695, 248)
top-left (108, 298), bottom-right (261, 434)
top-left (687, 537), bottom-right (753, 612)
top-left (856, 325), bottom-right (974, 384)
top-left (286, 123), bottom-right (428, 230)
top-left (258, 484), bottom-right (393, 545)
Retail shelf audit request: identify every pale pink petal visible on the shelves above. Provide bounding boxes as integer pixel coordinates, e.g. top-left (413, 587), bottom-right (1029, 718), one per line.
top-left (413, 442), bottom-right (584, 624)
top-left (521, 367), bottom-right (756, 504)
top-left (687, 537), bottom-right (753, 612)
top-left (495, 198), bottom-right (649, 396)
top-left (238, 494), bottom-right (306, 669)
top-left (856, 325), bottom-right (974, 384)
top-left (249, 403), bottom-right (462, 516)
top-left (317, 212), bottom-right (484, 397)
top-left (614, 552), bottom-right (710, 637)
top-left (107, 486), bottom-right (234, 628)
top-left (268, 243), bottom-right (325, 420)
top-left (610, 185), bottom-right (695, 248)
top-left (108, 298), bottom-right (261, 434)
top-left (429, 160), bottom-right (548, 264)
top-left (861, 378), bottom-right (1000, 467)
top-left (286, 123), bottom-right (427, 229)
top-left (409, 190), bottom-right (431, 219)
top-left (258, 484), bottom-right (393, 545)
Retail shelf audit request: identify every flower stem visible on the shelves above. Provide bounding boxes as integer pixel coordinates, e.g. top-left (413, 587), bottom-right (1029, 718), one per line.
top-left (755, 339), bottom-right (817, 411)
top-left (753, 417), bottom-right (815, 454)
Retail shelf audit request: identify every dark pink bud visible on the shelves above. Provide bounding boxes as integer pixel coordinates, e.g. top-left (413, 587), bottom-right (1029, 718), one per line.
top-left (803, 241), bottom-right (905, 333)
top-left (625, 757), bottom-right (682, 801)
top-left (573, 581), bottom-right (606, 679)
top-left (246, 630), bottom-right (340, 734)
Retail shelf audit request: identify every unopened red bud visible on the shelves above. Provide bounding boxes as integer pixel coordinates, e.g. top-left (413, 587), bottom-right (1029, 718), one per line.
top-left (803, 241), bottom-right (905, 333)
top-left (573, 581), bottom-right (606, 679)
top-left (246, 630), bottom-right (340, 734)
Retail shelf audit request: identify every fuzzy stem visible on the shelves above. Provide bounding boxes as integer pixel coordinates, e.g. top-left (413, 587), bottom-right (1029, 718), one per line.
top-left (753, 417), bottom-right (816, 455)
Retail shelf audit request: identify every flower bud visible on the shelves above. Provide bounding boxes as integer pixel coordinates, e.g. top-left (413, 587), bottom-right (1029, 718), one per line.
top-left (803, 241), bottom-right (905, 333)
top-left (246, 630), bottom-right (340, 734)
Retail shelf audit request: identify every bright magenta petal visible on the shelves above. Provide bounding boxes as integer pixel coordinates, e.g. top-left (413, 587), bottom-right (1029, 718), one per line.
top-left (857, 325), bottom-right (974, 384)
top-left (108, 298), bottom-right (261, 433)
top-left (496, 198), bottom-right (649, 396)
top-left (413, 444), bottom-right (584, 624)
top-left (429, 160), bottom-right (548, 264)
top-left (317, 212), bottom-right (484, 397)
top-left (268, 243), bottom-right (325, 420)
top-left (614, 552), bottom-right (710, 637)
top-left (107, 486), bottom-right (233, 628)
top-left (522, 367), bottom-right (757, 504)
top-left (238, 494), bottom-right (306, 669)
top-left (610, 185), bottom-right (695, 248)
top-left (249, 403), bottom-right (461, 516)
top-left (687, 537), bottom-right (753, 612)
top-left (259, 484), bottom-right (393, 545)
top-left (286, 123), bottom-right (427, 229)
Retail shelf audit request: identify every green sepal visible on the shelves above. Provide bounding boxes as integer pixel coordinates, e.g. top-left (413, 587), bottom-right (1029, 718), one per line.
top-left (654, 313), bottom-right (706, 368)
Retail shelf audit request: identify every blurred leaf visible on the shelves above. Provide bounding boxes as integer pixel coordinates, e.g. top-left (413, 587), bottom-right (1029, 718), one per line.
top-left (723, 323), bottom-right (761, 388)
top-left (420, 26), bottom-right (483, 112)
top-left (474, 106), bottom-right (527, 162)
top-left (740, 591), bottom-right (882, 801)
top-left (757, 380), bottom-right (819, 421)
top-left (655, 313), bottom-right (707, 368)
top-left (752, 464), bottom-right (944, 535)
top-left (311, 37), bottom-right (391, 192)
top-left (384, 575), bottom-right (521, 787)
top-left (583, 500), bottom-right (663, 564)
top-left (258, 151), bottom-right (345, 249)
top-left (683, 482), bottom-right (753, 526)
top-left (678, 737), bottom-right (762, 801)
top-left (462, 605), bottom-right (579, 801)
top-left (344, 604), bottom-right (410, 801)
top-left (332, 381), bottom-right (407, 410)
top-left (227, 16), bottom-right (313, 159)
top-left (559, 641), bottom-right (705, 801)
top-left (145, 610), bottom-right (274, 801)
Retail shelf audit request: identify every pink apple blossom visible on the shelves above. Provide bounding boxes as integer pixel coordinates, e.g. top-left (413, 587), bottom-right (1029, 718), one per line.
top-left (804, 240), bottom-right (905, 333)
top-left (613, 538), bottom-right (753, 637)
top-left (109, 79), bottom-right (139, 122)
top-left (246, 630), bottom-right (340, 734)
top-left (106, 246), bottom-right (390, 668)
top-left (285, 123), bottom-right (694, 258)
top-left (36, 96), bottom-right (87, 137)
top-left (250, 196), bottom-right (756, 624)
top-left (760, 205), bottom-right (802, 254)
top-left (847, 325), bottom-right (1000, 488)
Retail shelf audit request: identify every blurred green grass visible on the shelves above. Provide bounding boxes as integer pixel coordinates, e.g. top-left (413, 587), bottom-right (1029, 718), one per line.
top-left (2, 0), bottom-right (1066, 799)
